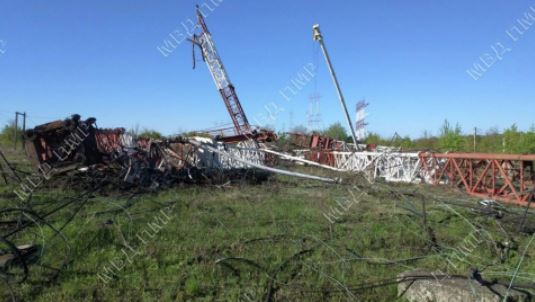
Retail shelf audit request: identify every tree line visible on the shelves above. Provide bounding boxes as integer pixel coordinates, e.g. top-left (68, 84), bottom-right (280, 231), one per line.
top-left (367, 120), bottom-right (535, 154)
top-left (287, 120), bottom-right (535, 154)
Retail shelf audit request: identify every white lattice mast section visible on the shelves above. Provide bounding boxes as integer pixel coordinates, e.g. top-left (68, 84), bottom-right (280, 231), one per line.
top-left (355, 100), bottom-right (368, 142)
top-left (331, 151), bottom-right (422, 183)
top-left (192, 6), bottom-right (250, 135)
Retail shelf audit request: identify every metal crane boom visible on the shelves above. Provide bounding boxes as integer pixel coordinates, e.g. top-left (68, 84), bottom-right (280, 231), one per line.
top-left (192, 7), bottom-right (251, 136)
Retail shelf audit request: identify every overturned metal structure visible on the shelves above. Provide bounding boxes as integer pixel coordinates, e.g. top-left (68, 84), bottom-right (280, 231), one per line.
top-left (284, 133), bottom-right (535, 207)
top-left (420, 152), bottom-right (535, 206)
top-left (19, 114), bottom-right (341, 193)
top-left (22, 115), bottom-right (268, 182)
top-left (21, 117), bottom-right (535, 208)
top-left (24, 114), bottom-right (132, 172)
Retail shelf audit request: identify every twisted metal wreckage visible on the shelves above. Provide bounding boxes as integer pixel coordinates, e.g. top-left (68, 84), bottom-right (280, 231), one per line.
top-left (18, 115), bottom-right (269, 184)
top-left (15, 116), bottom-right (535, 209)
top-left (285, 132), bottom-right (535, 207)
top-left (1, 6), bottom-right (534, 298)
top-left (21, 114), bottom-right (338, 180)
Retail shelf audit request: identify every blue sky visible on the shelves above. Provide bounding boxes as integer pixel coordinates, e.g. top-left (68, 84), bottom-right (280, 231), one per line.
top-left (0, 0), bottom-right (534, 138)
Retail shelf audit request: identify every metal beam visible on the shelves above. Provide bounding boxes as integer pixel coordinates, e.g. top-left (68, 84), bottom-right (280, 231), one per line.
top-left (313, 24), bottom-right (359, 150)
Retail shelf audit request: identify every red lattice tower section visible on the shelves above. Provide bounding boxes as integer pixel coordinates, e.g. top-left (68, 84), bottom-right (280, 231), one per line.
top-left (420, 152), bottom-right (535, 207)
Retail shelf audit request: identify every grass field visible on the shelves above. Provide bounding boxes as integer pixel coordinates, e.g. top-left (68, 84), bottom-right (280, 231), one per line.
top-left (1, 146), bottom-right (535, 301)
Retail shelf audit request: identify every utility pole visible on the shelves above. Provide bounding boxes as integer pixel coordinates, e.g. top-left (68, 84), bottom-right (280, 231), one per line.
top-left (473, 127), bottom-right (477, 152)
top-left (22, 112), bottom-right (26, 149)
top-left (13, 112), bottom-right (26, 150)
top-left (313, 24), bottom-right (360, 151)
top-left (14, 113), bottom-right (18, 150)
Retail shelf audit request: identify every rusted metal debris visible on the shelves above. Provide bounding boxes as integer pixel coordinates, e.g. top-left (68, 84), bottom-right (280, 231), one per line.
top-left (287, 132), bottom-right (346, 151)
top-left (24, 114), bottom-right (130, 173)
top-left (420, 152), bottom-right (535, 207)
top-left (21, 115), bottom-right (287, 189)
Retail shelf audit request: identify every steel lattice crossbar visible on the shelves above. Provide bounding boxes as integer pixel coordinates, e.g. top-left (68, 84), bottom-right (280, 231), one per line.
top-left (297, 150), bottom-right (535, 207)
top-left (419, 152), bottom-right (535, 206)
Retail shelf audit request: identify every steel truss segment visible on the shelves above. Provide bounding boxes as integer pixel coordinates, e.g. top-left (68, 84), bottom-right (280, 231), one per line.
top-left (298, 149), bottom-right (534, 207)
top-left (192, 140), bottom-right (264, 170)
top-left (194, 9), bottom-right (250, 136)
top-left (320, 151), bottom-right (422, 183)
top-left (418, 152), bottom-right (535, 207)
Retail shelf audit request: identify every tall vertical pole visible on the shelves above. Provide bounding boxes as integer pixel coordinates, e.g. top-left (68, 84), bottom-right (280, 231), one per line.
top-left (22, 112), bottom-right (26, 149)
top-left (13, 112), bottom-right (18, 150)
top-left (313, 24), bottom-right (359, 150)
top-left (473, 127), bottom-right (477, 152)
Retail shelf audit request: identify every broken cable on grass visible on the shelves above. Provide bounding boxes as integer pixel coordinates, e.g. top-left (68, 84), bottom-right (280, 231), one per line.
top-left (264, 247), bottom-right (317, 302)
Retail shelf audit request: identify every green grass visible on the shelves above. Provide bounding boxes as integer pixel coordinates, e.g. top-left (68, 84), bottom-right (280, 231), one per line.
top-left (1, 148), bottom-right (534, 301)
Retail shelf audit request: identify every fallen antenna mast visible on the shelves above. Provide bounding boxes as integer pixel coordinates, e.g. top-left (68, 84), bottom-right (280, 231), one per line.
top-left (191, 6), bottom-right (251, 136)
top-left (313, 24), bottom-right (360, 150)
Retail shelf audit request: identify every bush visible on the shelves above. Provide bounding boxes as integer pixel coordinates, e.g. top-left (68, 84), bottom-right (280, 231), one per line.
top-left (438, 120), bottom-right (464, 152)
top-left (322, 122), bottom-right (347, 141)
top-left (138, 129), bottom-right (164, 139)
top-left (0, 120), bottom-right (23, 145)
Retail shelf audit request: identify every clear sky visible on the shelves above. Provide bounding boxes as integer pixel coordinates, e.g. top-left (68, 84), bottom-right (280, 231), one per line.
top-left (1, 0), bottom-right (534, 138)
